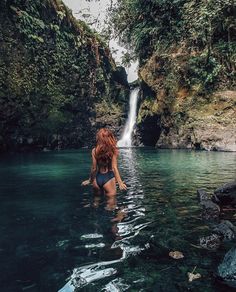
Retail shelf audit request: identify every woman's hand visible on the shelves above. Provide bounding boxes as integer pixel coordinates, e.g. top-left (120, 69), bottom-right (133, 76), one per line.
top-left (118, 181), bottom-right (127, 191)
top-left (81, 179), bottom-right (91, 186)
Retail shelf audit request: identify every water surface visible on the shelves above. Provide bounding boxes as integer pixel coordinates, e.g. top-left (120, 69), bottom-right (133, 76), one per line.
top-left (0, 148), bottom-right (235, 291)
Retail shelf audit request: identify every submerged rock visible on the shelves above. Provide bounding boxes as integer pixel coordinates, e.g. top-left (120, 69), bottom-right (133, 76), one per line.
top-left (199, 233), bottom-right (221, 250)
top-left (218, 247), bottom-right (236, 288)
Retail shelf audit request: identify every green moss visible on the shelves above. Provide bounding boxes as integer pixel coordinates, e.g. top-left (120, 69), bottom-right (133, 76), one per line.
top-left (0, 0), bottom-right (127, 151)
top-left (95, 99), bottom-right (123, 117)
top-left (137, 97), bottom-right (159, 124)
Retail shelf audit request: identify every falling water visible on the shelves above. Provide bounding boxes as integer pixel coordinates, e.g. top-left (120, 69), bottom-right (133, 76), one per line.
top-left (117, 88), bottom-right (139, 147)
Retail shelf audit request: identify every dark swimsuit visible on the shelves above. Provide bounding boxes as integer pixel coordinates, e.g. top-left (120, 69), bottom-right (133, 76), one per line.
top-left (96, 170), bottom-right (115, 189)
top-left (94, 149), bottom-right (115, 189)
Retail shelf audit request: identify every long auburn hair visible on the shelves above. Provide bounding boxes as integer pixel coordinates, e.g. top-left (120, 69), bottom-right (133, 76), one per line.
top-left (95, 128), bottom-right (118, 166)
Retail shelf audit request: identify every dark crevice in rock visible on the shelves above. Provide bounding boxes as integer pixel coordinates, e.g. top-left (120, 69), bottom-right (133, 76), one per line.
top-left (138, 115), bottom-right (161, 146)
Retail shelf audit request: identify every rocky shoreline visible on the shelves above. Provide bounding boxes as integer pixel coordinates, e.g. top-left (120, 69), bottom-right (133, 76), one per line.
top-left (197, 181), bottom-right (236, 288)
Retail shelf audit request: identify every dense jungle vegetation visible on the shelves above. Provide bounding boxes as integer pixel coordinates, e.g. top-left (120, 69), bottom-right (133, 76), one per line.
top-left (109, 0), bottom-right (236, 91)
top-left (0, 0), bottom-right (128, 151)
top-left (1, 0), bottom-right (235, 151)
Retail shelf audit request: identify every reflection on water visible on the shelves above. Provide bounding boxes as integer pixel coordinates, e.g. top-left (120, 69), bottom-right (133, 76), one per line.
top-left (59, 148), bottom-right (150, 291)
top-left (0, 149), bottom-right (235, 291)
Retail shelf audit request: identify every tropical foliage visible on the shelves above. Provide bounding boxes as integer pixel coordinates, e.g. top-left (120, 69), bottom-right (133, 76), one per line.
top-left (108, 0), bottom-right (236, 90)
top-left (0, 0), bottom-right (127, 151)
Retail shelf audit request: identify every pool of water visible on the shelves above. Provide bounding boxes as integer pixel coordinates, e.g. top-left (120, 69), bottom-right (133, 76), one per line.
top-left (0, 148), bottom-right (236, 291)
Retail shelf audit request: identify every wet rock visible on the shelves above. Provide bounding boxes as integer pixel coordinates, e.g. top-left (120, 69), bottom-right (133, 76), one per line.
top-left (199, 233), bottom-right (221, 250)
top-left (213, 220), bottom-right (236, 241)
top-left (217, 247), bottom-right (236, 288)
top-left (197, 189), bottom-right (210, 202)
top-left (198, 220), bottom-right (236, 250)
top-left (200, 199), bottom-right (220, 220)
top-left (138, 115), bottom-right (161, 146)
top-left (138, 61), bottom-right (236, 153)
top-left (112, 66), bottom-right (129, 88)
top-left (215, 181), bottom-right (236, 195)
top-left (213, 181), bottom-right (236, 206)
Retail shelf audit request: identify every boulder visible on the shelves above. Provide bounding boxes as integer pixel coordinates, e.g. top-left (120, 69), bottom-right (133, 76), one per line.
top-left (213, 181), bottom-right (236, 206)
top-left (200, 200), bottom-right (220, 220)
top-left (217, 247), bottom-right (236, 288)
top-left (199, 221), bottom-right (236, 250)
top-left (213, 220), bottom-right (236, 241)
top-left (197, 189), bottom-right (210, 202)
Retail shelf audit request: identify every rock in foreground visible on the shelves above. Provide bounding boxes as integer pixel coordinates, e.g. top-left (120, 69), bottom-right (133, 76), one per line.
top-left (218, 247), bottom-right (236, 288)
top-left (213, 181), bottom-right (236, 206)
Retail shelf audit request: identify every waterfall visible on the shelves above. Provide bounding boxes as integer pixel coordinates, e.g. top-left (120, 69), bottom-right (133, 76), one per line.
top-left (117, 88), bottom-right (139, 147)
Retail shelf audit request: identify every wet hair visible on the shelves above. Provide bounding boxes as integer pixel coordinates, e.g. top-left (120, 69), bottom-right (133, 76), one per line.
top-left (95, 128), bottom-right (118, 166)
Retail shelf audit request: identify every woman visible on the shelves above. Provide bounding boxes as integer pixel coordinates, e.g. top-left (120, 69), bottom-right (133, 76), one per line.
top-left (81, 128), bottom-right (127, 195)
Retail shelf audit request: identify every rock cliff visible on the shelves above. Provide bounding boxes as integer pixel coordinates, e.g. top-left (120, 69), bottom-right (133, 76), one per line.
top-left (109, 0), bottom-right (236, 151)
top-left (137, 52), bottom-right (236, 151)
top-left (0, 0), bottom-right (129, 151)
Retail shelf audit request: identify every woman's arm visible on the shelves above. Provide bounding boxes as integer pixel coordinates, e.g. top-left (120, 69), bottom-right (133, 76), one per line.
top-left (89, 148), bottom-right (97, 183)
top-left (112, 154), bottom-right (127, 190)
top-left (81, 148), bottom-right (97, 186)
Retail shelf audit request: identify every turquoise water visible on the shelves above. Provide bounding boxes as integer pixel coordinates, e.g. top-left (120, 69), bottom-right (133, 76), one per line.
top-left (0, 148), bottom-right (236, 291)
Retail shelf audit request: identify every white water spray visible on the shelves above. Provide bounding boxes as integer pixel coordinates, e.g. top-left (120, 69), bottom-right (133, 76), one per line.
top-left (117, 88), bottom-right (139, 147)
